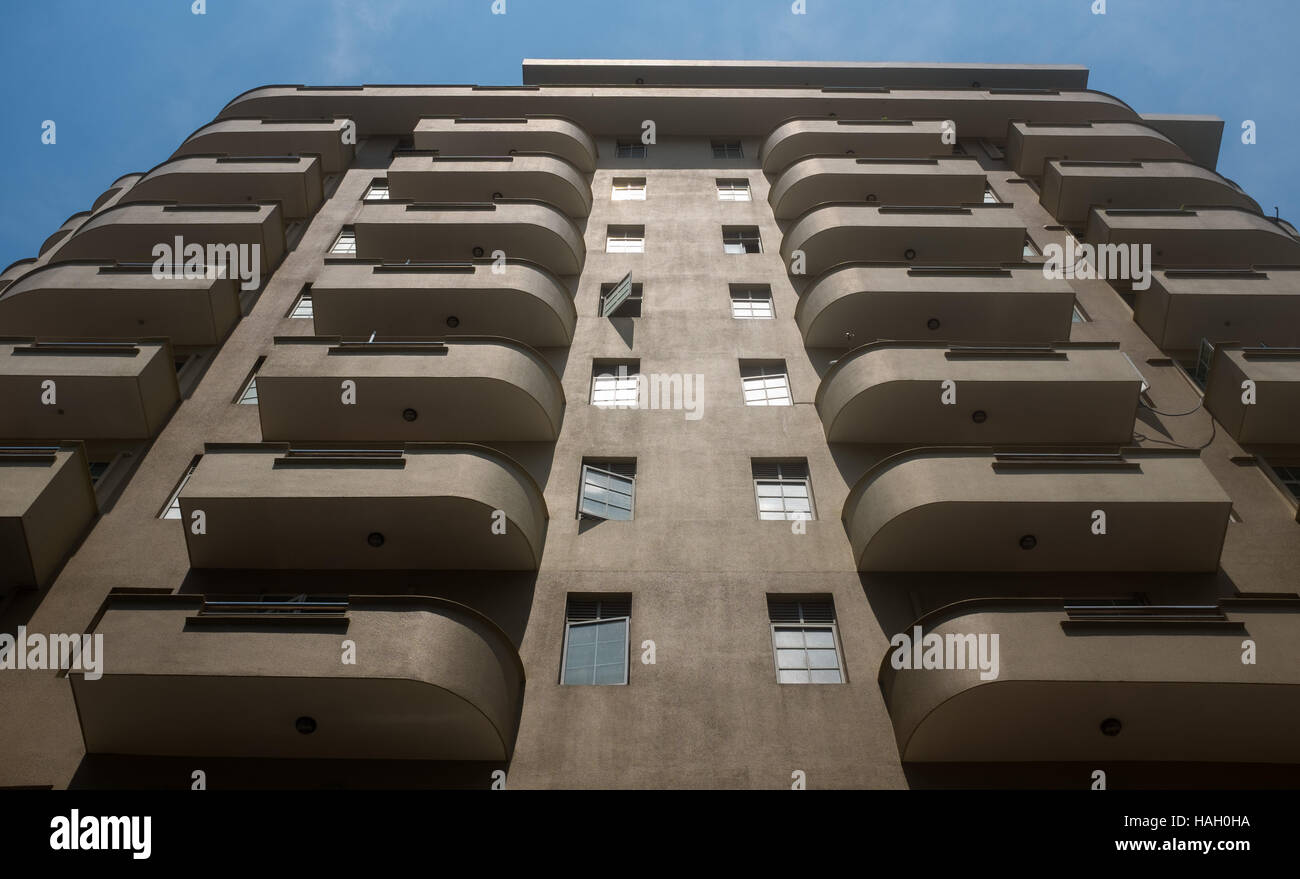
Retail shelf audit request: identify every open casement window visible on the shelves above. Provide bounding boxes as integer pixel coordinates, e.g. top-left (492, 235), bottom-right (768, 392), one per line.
top-left (160, 456), bottom-right (201, 519)
top-left (599, 273), bottom-right (640, 317)
top-left (768, 597), bottom-right (844, 684)
top-left (753, 461), bottom-right (814, 521)
top-left (1191, 337), bottom-right (1215, 389)
top-left (723, 227), bottom-right (762, 254)
top-left (579, 461), bottom-right (636, 520)
top-left (562, 595), bottom-right (631, 685)
top-left (741, 363), bottom-right (791, 406)
top-left (330, 228), bottom-right (356, 255)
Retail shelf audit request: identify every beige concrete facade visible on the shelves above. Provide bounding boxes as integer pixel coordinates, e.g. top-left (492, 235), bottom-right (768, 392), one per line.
top-left (2, 59), bottom-right (1300, 790)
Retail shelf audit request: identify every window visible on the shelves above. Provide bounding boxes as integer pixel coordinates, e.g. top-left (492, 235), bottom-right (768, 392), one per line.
top-left (160, 456), bottom-right (201, 520)
top-left (1071, 302), bottom-right (1088, 323)
top-left (579, 460), bottom-right (636, 520)
top-left (741, 362), bottom-right (792, 406)
top-left (611, 177), bottom-right (646, 200)
top-left (606, 225), bottom-right (645, 254)
top-left (723, 226), bottom-right (762, 254)
top-left (1193, 337), bottom-right (1215, 389)
top-left (716, 178), bottom-right (751, 201)
top-left (1022, 237), bottom-right (1039, 257)
top-left (983, 186), bottom-right (999, 204)
top-left (88, 461), bottom-right (111, 484)
top-left (364, 181), bottom-right (390, 201)
top-left (1270, 464), bottom-right (1300, 501)
top-left (599, 277), bottom-right (642, 317)
top-left (768, 597), bottom-right (843, 684)
top-left (330, 228), bottom-right (356, 255)
top-left (753, 461), bottom-right (814, 521)
top-left (289, 285), bottom-right (314, 318)
top-left (730, 285), bottom-right (773, 319)
top-left (562, 595), bottom-right (631, 685)
top-left (711, 140), bottom-right (743, 159)
top-left (615, 140), bottom-right (647, 158)
top-left (591, 362), bottom-right (640, 408)
top-left (235, 356), bottom-right (266, 404)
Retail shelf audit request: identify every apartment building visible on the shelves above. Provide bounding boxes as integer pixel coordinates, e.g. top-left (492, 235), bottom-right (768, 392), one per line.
top-left (2, 59), bottom-right (1299, 789)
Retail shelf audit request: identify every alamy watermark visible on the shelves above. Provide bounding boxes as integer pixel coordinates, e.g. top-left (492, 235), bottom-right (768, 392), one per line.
top-left (1042, 239), bottom-right (1153, 291)
top-left (889, 626), bottom-right (1000, 680)
top-left (593, 365), bottom-right (704, 421)
top-left (151, 236), bottom-right (261, 291)
top-left (0, 626), bottom-right (103, 680)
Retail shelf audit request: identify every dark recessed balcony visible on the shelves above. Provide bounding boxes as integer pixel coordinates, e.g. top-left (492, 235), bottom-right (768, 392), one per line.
top-left (760, 119), bottom-right (953, 174)
top-left (310, 259), bottom-right (575, 347)
top-left (0, 443), bottom-right (96, 592)
top-left (256, 336), bottom-right (564, 443)
top-left (51, 203), bottom-right (286, 274)
top-left (1084, 206), bottom-right (1300, 268)
top-left (796, 265), bottom-right (1075, 347)
top-left (354, 200), bottom-right (584, 277)
top-left (0, 340), bottom-right (178, 440)
top-left (412, 116), bottom-right (597, 173)
top-left (881, 597), bottom-right (1300, 763)
top-left (816, 342), bottom-right (1140, 444)
top-left (781, 205), bottom-right (1026, 275)
top-left (1136, 268), bottom-right (1300, 357)
top-left (387, 152), bottom-right (591, 218)
top-left (120, 156), bottom-right (324, 220)
top-left (844, 448), bottom-right (1231, 572)
top-left (178, 444), bottom-right (547, 571)
top-left (1007, 121), bottom-right (1188, 177)
top-left (768, 156), bottom-right (986, 219)
top-left (173, 118), bottom-right (356, 174)
top-left (71, 592), bottom-right (524, 761)
top-left (1204, 345), bottom-right (1300, 444)
top-left (1040, 159), bottom-right (1259, 225)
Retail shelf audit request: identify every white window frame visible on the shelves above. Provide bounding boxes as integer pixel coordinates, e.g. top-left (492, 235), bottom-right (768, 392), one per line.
top-left (741, 364), bottom-right (792, 407)
top-left (289, 290), bottom-right (314, 318)
top-left (364, 181), bottom-right (390, 201)
top-left (716, 178), bottom-right (752, 201)
top-left (578, 463), bottom-right (636, 521)
top-left (615, 141), bottom-right (647, 159)
top-left (606, 226), bottom-right (645, 253)
top-left (611, 177), bottom-right (647, 200)
top-left (730, 286), bottom-right (773, 319)
top-left (330, 229), bottom-right (356, 255)
top-left (591, 365), bottom-right (641, 408)
top-left (754, 465), bottom-right (814, 521)
top-left (561, 615), bottom-right (630, 686)
top-left (771, 621), bottom-right (844, 684)
top-left (160, 458), bottom-right (200, 520)
top-left (982, 186), bottom-right (999, 204)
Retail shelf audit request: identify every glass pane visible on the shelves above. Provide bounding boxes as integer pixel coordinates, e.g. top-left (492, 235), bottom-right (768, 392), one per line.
top-left (804, 630), bottom-right (835, 649)
top-left (567, 622), bottom-right (598, 645)
top-left (773, 630), bottom-right (804, 648)
top-left (778, 669), bottom-right (811, 684)
top-left (808, 649), bottom-right (840, 669)
top-left (564, 664), bottom-right (595, 685)
top-left (776, 649), bottom-right (807, 669)
top-left (810, 669), bottom-right (843, 684)
top-left (567, 643), bottom-right (596, 670)
top-left (593, 662), bottom-right (626, 685)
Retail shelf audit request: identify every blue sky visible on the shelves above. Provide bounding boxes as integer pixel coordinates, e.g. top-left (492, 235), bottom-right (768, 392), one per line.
top-left (3, 0), bottom-right (1296, 269)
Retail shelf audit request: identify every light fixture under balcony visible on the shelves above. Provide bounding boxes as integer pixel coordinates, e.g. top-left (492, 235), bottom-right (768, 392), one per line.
top-left (367, 532), bottom-right (385, 547)
top-left (446, 316), bottom-right (460, 328)
top-left (1019, 534), bottom-right (1037, 550)
top-left (402, 408), bottom-right (419, 422)
top-left (1100, 718), bottom-right (1122, 736)
top-left (295, 716), bottom-right (317, 735)
top-left (972, 410), bottom-right (988, 423)
top-left (927, 318), bottom-right (941, 330)
top-left (472, 246), bottom-right (485, 257)
top-left (904, 248), bottom-right (917, 260)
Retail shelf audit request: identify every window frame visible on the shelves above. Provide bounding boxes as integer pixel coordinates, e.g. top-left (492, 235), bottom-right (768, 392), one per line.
top-left (729, 285), bottom-right (774, 319)
top-left (159, 456), bottom-right (202, 520)
top-left (364, 180), bottom-right (390, 201)
top-left (722, 226), bottom-right (762, 254)
top-left (740, 362), bottom-right (792, 407)
top-left (561, 613), bottom-right (630, 686)
top-left (753, 461), bottom-right (815, 521)
top-left (330, 228), bottom-right (357, 255)
top-left (590, 362), bottom-right (641, 408)
top-left (611, 177), bottom-right (647, 200)
top-left (578, 462), bottom-right (636, 521)
top-left (716, 178), bottom-right (752, 201)
top-left (615, 140), bottom-right (648, 159)
top-left (711, 140), bottom-right (744, 159)
top-left (605, 225), bottom-right (646, 254)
